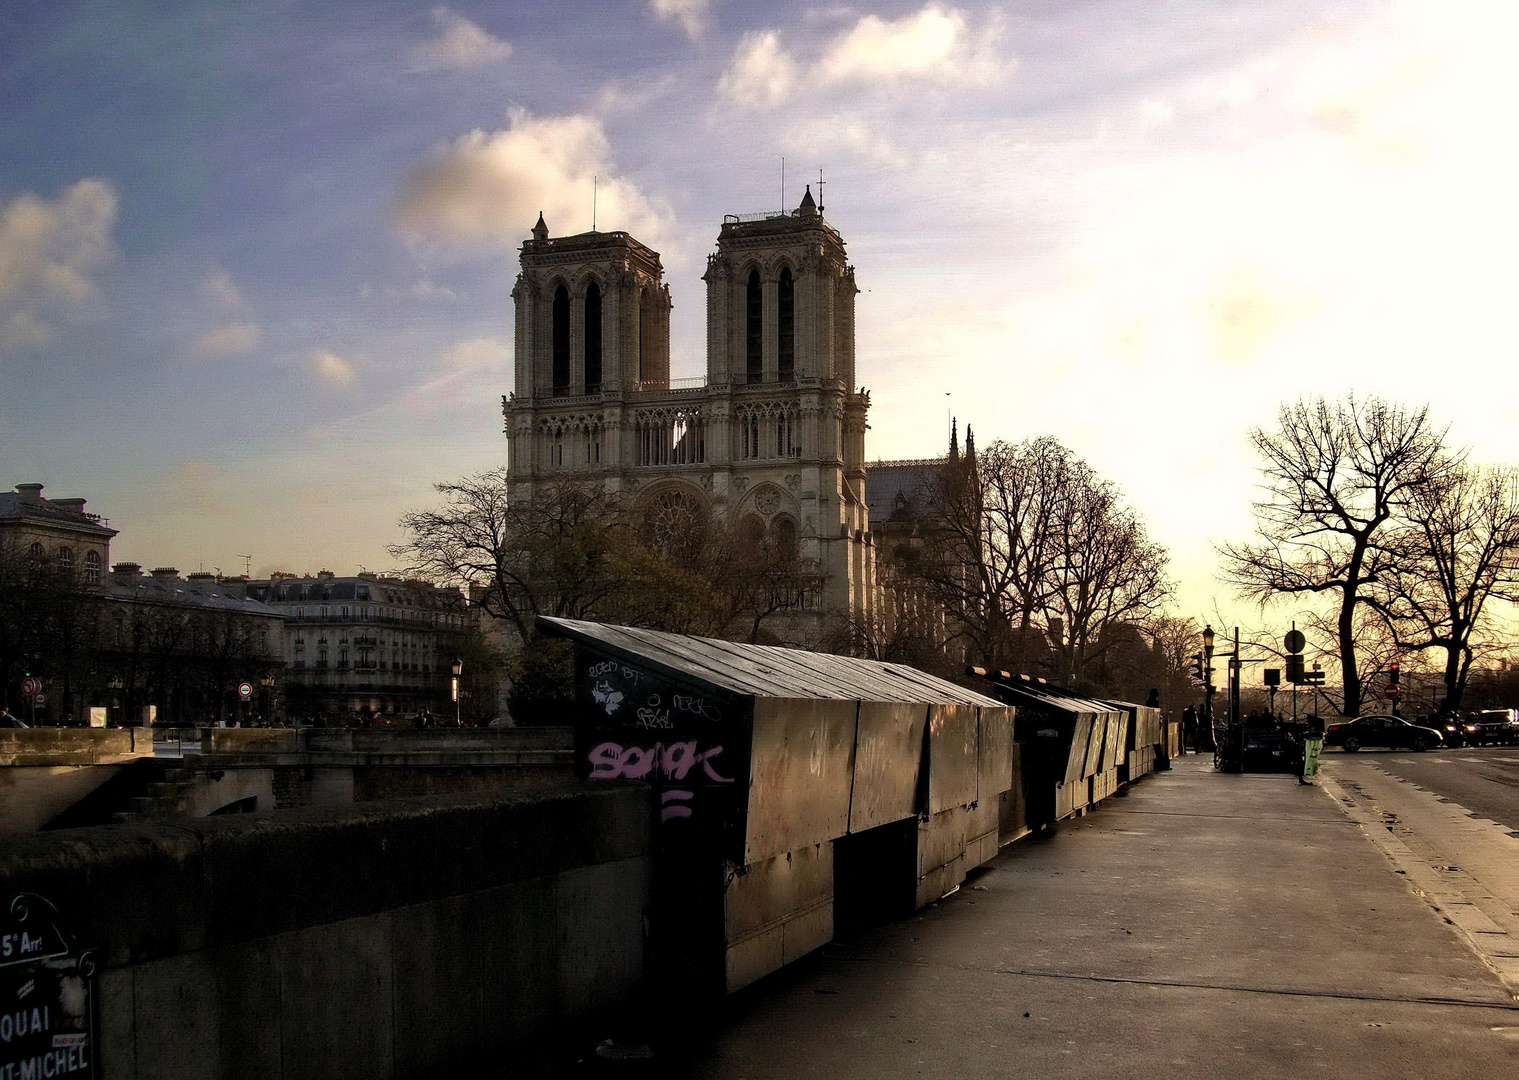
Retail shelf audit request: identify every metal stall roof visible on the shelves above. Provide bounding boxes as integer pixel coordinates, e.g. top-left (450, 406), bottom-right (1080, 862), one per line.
top-left (539, 616), bottom-right (1002, 706)
top-left (967, 669), bottom-right (1118, 718)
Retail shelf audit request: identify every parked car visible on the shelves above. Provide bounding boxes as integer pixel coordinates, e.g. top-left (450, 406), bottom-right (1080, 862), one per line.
top-left (1469, 709), bottom-right (1519, 746)
top-left (1323, 714), bottom-right (1443, 752)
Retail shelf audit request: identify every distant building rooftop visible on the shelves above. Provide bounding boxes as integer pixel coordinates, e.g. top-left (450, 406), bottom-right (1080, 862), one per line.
top-left (0, 483), bottom-right (117, 538)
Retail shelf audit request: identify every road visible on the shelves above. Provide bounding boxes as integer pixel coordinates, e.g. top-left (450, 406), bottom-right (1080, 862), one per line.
top-left (1330, 745), bottom-right (1519, 832)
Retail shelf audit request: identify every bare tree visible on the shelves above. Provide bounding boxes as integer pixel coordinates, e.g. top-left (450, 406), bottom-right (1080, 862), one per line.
top-left (1219, 397), bottom-right (1449, 716)
top-left (1369, 463), bottom-right (1519, 710)
top-left (392, 471), bottom-right (638, 644)
top-left (895, 433), bottom-right (1171, 684)
top-left (1046, 461), bottom-right (1172, 685)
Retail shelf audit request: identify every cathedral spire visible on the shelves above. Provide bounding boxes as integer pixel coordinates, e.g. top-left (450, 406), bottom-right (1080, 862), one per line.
top-left (948, 418), bottom-right (959, 463)
top-left (797, 184), bottom-right (818, 219)
top-left (531, 211), bottom-right (548, 241)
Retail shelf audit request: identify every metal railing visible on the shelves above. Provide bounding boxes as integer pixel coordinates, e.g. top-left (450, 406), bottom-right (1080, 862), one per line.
top-left (724, 210), bottom-right (787, 223)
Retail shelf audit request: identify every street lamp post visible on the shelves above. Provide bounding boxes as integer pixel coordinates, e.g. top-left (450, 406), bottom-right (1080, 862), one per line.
top-left (451, 658), bottom-right (463, 727)
top-left (1202, 625), bottom-right (1215, 749)
top-left (260, 674), bottom-right (277, 727)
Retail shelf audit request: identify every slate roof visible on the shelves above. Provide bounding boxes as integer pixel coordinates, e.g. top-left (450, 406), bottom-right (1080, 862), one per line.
top-left (863, 458), bottom-right (943, 527)
top-left (538, 616), bottom-right (1001, 707)
top-left (105, 575), bottom-right (284, 618)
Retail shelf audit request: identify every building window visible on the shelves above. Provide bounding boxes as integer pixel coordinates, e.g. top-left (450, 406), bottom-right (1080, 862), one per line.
top-left (775, 516), bottom-right (799, 561)
top-left (746, 269), bottom-right (762, 383)
top-left (778, 266), bottom-right (794, 380)
top-left (29, 543), bottom-right (43, 559)
top-left (83, 550), bottom-right (101, 585)
top-left (552, 285), bottom-right (570, 394)
top-left (56, 547), bottom-right (74, 574)
top-left (584, 281), bottom-right (602, 393)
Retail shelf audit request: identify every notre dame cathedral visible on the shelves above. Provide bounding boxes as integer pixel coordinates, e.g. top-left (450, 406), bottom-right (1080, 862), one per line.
top-left (502, 186), bottom-right (878, 640)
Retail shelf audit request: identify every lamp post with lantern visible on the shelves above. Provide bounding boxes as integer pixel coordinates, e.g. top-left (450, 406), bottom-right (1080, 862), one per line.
top-left (1202, 625), bottom-right (1216, 750)
top-left (451, 658), bottom-right (463, 727)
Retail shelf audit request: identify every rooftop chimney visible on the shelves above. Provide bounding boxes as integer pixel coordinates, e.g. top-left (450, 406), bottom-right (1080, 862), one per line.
top-left (112, 562), bottom-right (142, 579)
top-left (50, 498), bottom-right (87, 513)
top-left (149, 567), bottom-right (180, 580)
top-left (15, 484), bottom-right (43, 504)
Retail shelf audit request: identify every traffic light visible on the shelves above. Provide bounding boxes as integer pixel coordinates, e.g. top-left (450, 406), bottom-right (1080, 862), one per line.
top-left (1388, 661), bottom-right (1400, 686)
top-left (1189, 653), bottom-right (1204, 681)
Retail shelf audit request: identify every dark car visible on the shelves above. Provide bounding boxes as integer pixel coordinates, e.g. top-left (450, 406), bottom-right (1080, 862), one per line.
top-left (1470, 709), bottom-right (1519, 746)
top-left (1324, 714), bottom-right (1443, 752)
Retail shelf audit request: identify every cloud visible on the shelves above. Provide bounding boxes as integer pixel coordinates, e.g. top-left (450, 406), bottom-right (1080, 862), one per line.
top-left (412, 278), bottom-right (457, 302)
top-left (395, 109), bottom-right (670, 243)
top-left (201, 268), bottom-right (247, 309)
top-left (407, 6), bottom-right (511, 72)
top-left (192, 320), bottom-right (261, 357)
top-left (311, 349), bottom-right (357, 385)
top-left (719, 31), bottom-right (797, 107)
top-left (648, 0), bottom-right (708, 40)
top-left (721, 7), bottom-right (1014, 108)
top-left (441, 335), bottom-right (511, 370)
top-left (0, 178), bottom-right (117, 349)
top-left (1139, 100), bottom-right (1175, 129)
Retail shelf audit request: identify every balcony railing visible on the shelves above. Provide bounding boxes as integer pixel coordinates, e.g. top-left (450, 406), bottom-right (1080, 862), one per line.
top-left (634, 376), bottom-right (708, 392)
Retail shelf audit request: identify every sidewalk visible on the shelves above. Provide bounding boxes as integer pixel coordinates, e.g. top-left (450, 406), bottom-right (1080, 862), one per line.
top-left (635, 754), bottom-right (1518, 1079)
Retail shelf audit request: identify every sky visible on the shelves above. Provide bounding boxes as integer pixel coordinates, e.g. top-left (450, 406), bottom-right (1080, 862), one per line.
top-left (4, 0), bottom-right (1519, 624)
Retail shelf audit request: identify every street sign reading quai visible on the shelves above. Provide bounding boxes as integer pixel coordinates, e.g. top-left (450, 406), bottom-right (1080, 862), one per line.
top-left (1, 895), bottom-right (94, 1080)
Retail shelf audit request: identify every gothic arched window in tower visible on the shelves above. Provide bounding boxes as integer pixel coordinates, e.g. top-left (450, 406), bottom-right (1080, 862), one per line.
top-left (778, 266), bottom-right (794, 381)
top-left (746, 268), bottom-right (763, 384)
top-left (774, 516), bottom-right (799, 561)
top-left (584, 281), bottom-right (602, 393)
top-left (638, 287), bottom-right (656, 384)
top-left (552, 285), bottom-right (570, 395)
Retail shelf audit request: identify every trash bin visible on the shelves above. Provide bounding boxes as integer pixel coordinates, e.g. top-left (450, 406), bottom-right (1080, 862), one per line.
top-left (1300, 717), bottom-right (1326, 784)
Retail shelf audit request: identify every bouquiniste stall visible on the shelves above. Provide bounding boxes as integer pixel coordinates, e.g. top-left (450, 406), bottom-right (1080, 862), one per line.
top-left (537, 617), bottom-right (1014, 996)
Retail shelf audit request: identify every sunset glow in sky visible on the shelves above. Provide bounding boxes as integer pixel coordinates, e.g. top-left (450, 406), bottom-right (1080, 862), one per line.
top-left (4, 1), bottom-right (1518, 619)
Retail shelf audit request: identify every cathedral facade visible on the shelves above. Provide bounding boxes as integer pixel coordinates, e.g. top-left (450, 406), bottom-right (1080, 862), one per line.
top-left (502, 188), bottom-right (876, 639)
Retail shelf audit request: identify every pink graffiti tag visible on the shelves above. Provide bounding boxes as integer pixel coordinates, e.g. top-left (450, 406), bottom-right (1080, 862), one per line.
top-left (660, 789), bottom-right (694, 821)
top-left (586, 740), bottom-right (735, 784)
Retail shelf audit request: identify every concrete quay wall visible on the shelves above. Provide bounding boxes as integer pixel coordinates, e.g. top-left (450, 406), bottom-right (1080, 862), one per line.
top-left (0, 780), bottom-right (652, 1080)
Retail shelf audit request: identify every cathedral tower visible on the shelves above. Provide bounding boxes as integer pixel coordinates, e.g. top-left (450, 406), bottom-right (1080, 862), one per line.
top-left (511, 213), bottom-right (672, 402)
top-left (504, 190), bottom-right (875, 639)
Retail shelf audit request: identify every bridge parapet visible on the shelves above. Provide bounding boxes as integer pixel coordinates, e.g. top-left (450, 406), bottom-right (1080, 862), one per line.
top-left (0, 780), bottom-right (651, 1078)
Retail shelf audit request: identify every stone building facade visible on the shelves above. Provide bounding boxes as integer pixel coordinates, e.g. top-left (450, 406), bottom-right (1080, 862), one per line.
top-left (502, 188), bottom-right (876, 639)
top-left (0, 482), bottom-right (116, 586)
top-left (244, 572), bottom-right (466, 721)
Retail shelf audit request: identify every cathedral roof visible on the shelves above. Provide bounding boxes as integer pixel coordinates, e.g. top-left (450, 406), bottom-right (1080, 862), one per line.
top-left (863, 459), bottom-right (945, 527)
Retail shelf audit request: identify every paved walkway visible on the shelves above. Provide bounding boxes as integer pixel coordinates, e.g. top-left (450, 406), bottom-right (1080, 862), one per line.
top-left (606, 754), bottom-right (1519, 1078)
